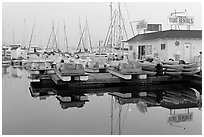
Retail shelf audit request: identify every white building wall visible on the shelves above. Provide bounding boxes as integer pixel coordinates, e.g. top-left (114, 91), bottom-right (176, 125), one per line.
top-left (128, 38), bottom-right (201, 62)
top-left (166, 38), bottom-right (202, 62)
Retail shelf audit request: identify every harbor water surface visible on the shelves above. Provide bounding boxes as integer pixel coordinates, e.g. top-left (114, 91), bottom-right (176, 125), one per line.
top-left (2, 66), bottom-right (202, 135)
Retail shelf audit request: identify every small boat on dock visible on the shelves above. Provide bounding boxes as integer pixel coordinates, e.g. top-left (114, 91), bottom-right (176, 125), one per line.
top-left (140, 62), bottom-right (157, 71)
top-left (108, 62), bottom-right (143, 80)
top-left (165, 71), bottom-right (182, 76)
top-left (139, 62), bottom-right (158, 76)
top-left (2, 58), bottom-right (11, 66)
top-left (84, 60), bottom-right (107, 73)
top-left (162, 64), bottom-right (183, 70)
top-left (162, 63), bottom-right (183, 76)
top-left (182, 63), bottom-right (198, 76)
top-left (109, 92), bottom-right (132, 98)
top-left (26, 60), bottom-right (55, 75)
top-left (56, 62), bottom-right (88, 81)
top-left (183, 63), bottom-right (197, 68)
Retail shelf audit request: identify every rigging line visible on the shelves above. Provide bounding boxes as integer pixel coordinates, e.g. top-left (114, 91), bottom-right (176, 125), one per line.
top-left (119, 104), bottom-right (122, 135)
top-left (113, 104), bottom-right (122, 134)
top-left (79, 17), bottom-right (86, 51)
top-left (124, 3), bottom-right (135, 36)
top-left (51, 21), bottom-right (58, 51)
top-left (28, 19), bottom-right (35, 52)
top-left (64, 19), bottom-right (69, 53)
top-left (104, 10), bottom-right (117, 50)
top-left (110, 95), bottom-right (114, 135)
top-left (103, 10), bottom-right (116, 49)
top-left (76, 25), bottom-right (87, 52)
top-left (45, 28), bottom-right (53, 51)
top-left (120, 10), bottom-right (128, 40)
top-left (86, 19), bottom-right (93, 52)
top-left (121, 104), bottom-right (129, 130)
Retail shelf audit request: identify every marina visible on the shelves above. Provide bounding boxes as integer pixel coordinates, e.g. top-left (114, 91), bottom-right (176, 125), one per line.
top-left (2, 2), bottom-right (202, 135)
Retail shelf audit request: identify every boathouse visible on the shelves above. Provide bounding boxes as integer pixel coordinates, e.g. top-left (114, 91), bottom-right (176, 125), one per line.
top-left (126, 30), bottom-right (202, 63)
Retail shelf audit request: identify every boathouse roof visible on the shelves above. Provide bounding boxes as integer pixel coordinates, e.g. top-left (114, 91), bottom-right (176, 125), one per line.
top-left (126, 30), bottom-right (202, 42)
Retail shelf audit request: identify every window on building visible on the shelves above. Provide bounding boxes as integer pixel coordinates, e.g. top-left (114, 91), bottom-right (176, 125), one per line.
top-left (161, 44), bottom-right (166, 50)
top-left (129, 45), bottom-right (133, 51)
top-left (145, 45), bottom-right (152, 55)
top-left (154, 53), bottom-right (158, 58)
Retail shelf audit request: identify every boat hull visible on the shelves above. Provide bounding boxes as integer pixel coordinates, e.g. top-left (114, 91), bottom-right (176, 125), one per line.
top-left (108, 69), bottom-right (132, 80)
top-left (165, 71), bottom-right (182, 76)
top-left (84, 67), bottom-right (99, 73)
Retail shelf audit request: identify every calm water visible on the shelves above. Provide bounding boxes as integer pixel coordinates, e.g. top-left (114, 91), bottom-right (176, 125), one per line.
top-left (2, 66), bottom-right (202, 135)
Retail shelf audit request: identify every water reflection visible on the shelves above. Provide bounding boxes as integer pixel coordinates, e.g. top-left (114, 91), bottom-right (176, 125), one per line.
top-left (28, 81), bottom-right (202, 135)
top-left (29, 82), bottom-right (89, 109)
top-left (2, 66), bottom-right (9, 76)
top-left (108, 88), bottom-right (201, 135)
top-left (10, 67), bottom-right (22, 78)
top-left (2, 66), bottom-right (23, 78)
top-left (29, 82), bottom-right (57, 99)
top-left (56, 90), bottom-right (89, 109)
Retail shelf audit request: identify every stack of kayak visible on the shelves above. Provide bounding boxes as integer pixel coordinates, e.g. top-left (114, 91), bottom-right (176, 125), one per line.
top-left (161, 61), bottom-right (183, 76)
top-left (182, 63), bottom-right (198, 76)
top-left (140, 62), bottom-right (157, 76)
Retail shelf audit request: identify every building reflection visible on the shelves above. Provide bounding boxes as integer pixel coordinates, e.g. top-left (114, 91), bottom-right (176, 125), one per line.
top-left (2, 66), bottom-right (9, 75)
top-left (108, 88), bottom-right (202, 135)
top-left (10, 66), bottom-right (22, 78)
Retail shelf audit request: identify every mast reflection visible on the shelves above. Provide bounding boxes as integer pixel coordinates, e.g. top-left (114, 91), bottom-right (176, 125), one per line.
top-left (108, 87), bottom-right (201, 134)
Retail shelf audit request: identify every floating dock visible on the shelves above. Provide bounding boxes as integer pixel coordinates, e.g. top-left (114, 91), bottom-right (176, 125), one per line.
top-left (28, 71), bottom-right (201, 94)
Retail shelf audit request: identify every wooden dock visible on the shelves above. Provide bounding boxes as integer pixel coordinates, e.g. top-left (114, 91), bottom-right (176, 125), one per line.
top-left (27, 72), bottom-right (197, 94)
top-left (28, 72), bottom-right (202, 94)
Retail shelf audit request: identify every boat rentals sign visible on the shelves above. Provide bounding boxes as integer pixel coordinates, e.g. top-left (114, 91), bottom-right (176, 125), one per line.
top-left (168, 16), bottom-right (194, 26)
top-left (168, 112), bottom-right (193, 123)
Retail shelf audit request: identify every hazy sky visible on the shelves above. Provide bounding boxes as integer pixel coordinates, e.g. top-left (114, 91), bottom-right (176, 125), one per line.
top-left (2, 2), bottom-right (202, 51)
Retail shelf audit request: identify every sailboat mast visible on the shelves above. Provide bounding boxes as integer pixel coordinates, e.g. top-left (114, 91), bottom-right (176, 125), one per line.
top-left (86, 19), bottom-right (93, 52)
top-left (110, 2), bottom-right (114, 52)
top-left (13, 28), bottom-right (15, 44)
top-left (46, 27), bottom-right (53, 51)
top-left (52, 22), bottom-right (59, 51)
top-left (28, 20), bottom-right (35, 52)
top-left (64, 19), bottom-right (69, 53)
top-left (118, 2), bottom-right (122, 55)
top-left (79, 17), bottom-right (85, 52)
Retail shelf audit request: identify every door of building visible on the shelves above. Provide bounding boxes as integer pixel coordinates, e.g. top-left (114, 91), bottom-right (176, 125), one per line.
top-left (138, 45), bottom-right (145, 60)
top-left (183, 43), bottom-right (192, 63)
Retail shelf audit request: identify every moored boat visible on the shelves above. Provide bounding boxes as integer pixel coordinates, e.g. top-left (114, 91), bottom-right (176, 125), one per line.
top-left (56, 62), bottom-right (88, 81)
top-left (84, 60), bottom-right (107, 73)
top-left (162, 64), bottom-right (183, 70)
top-left (2, 58), bottom-right (11, 66)
top-left (26, 60), bottom-right (55, 75)
top-left (165, 71), bottom-right (182, 76)
top-left (183, 63), bottom-right (197, 68)
top-left (108, 62), bottom-right (143, 80)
